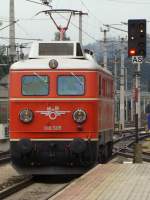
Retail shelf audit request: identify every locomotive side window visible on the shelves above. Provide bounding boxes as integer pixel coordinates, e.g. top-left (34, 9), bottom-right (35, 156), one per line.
top-left (102, 79), bottom-right (106, 96)
top-left (57, 76), bottom-right (85, 96)
top-left (111, 80), bottom-right (114, 97)
top-left (107, 80), bottom-right (111, 97)
top-left (22, 75), bottom-right (49, 96)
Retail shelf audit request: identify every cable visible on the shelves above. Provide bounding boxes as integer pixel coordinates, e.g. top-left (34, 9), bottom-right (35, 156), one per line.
top-left (0, 36), bottom-right (42, 41)
top-left (79, 0), bottom-right (125, 43)
top-left (107, 0), bottom-right (150, 4)
top-left (0, 16), bottom-right (53, 21)
top-left (16, 22), bottom-right (33, 38)
top-left (0, 19), bottom-right (19, 31)
top-left (25, 0), bottom-right (52, 7)
top-left (24, 0), bottom-right (126, 44)
top-left (25, 0), bottom-right (100, 42)
top-left (53, 12), bottom-right (99, 42)
top-left (79, 0), bottom-right (103, 25)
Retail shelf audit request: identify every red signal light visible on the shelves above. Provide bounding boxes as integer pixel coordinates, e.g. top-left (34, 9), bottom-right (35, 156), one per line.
top-left (129, 48), bottom-right (136, 56)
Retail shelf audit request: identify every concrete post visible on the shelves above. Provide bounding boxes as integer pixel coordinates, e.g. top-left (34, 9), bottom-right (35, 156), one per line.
top-left (125, 67), bottom-right (128, 122)
top-left (9, 0), bottom-right (16, 62)
top-left (120, 38), bottom-right (125, 130)
top-left (135, 63), bottom-right (141, 127)
top-left (114, 53), bottom-right (117, 123)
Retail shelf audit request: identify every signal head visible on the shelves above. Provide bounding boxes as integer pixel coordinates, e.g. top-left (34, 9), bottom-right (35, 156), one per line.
top-left (128, 19), bottom-right (146, 57)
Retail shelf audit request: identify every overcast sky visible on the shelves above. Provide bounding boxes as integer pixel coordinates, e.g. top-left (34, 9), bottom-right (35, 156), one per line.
top-left (0, 0), bottom-right (150, 46)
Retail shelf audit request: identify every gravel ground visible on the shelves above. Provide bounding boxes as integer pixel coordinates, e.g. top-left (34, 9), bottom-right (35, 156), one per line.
top-left (142, 139), bottom-right (150, 153)
top-left (0, 164), bottom-right (73, 200)
top-left (4, 182), bottom-right (68, 200)
top-left (0, 163), bottom-right (27, 192)
top-left (0, 164), bottom-right (20, 185)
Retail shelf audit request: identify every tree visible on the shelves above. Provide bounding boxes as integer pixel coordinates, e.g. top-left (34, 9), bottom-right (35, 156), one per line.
top-left (0, 46), bottom-right (9, 80)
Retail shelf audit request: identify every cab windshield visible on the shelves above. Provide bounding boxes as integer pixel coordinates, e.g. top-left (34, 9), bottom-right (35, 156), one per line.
top-left (22, 75), bottom-right (49, 96)
top-left (57, 75), bottom-right (85, 96)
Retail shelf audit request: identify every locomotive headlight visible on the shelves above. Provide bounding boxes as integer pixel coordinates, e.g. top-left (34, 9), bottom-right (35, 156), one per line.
top-left (73, 109), bottom-right (87, 124)
top-left (19, 109), bottom-right (33, 123)
top-left (49, 59), bottom-right (58, 69)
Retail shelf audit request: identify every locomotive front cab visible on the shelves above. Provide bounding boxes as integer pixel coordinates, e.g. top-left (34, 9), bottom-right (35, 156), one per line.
top-left (9, 41), bottom-right (101, 174)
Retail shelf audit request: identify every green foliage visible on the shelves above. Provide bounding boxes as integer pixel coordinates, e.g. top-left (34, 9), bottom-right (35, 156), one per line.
top-left (0, 46), bottom-right (9, 79)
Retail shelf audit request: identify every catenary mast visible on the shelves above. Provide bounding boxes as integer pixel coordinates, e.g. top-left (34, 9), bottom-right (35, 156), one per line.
top-left (9, 0), bottom-right (16, 63)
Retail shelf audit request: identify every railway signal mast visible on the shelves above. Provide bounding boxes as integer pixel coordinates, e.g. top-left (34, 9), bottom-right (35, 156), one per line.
top-left (128, 19), bottom-right (146, 163)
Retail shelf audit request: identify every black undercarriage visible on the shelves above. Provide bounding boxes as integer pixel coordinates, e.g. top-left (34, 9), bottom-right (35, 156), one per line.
top-left (11, 139), bottom-right (99, 174)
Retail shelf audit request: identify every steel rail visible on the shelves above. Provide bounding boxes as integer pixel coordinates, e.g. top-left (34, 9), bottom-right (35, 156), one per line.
top-left (114, 132), bottom-right (150, 162)
top-left (0, 151), bottom-right (10, 165)
top-left (39, 183), bottom-right (70, 200)
top-left (117, 151), bottom-right (150, 162)
top-left (0, 177), bottom-right (33, 200)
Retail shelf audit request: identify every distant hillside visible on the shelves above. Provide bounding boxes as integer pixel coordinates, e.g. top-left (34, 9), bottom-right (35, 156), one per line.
top-left (84, 40), bottom-right (150, 92)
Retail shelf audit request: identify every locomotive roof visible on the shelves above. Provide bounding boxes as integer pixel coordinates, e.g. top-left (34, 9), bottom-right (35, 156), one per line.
top-left (10, 41), bottom-right (112, 74)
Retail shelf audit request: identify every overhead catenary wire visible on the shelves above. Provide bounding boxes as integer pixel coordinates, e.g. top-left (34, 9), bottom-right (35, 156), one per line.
top-left (16, 22), bottom-right (35, 38)
top-left (26, 0), bottom-right (52, 7)
top-left (25, 0), bottom-right (101, 42)
top-left (106, 0), bottom-right (150, 4)
top-left (0, 19), bottom-right (19, 31)
top-left (2, 0), bottom-right (128, 44)
top-left (0, 36), bottom-right (42, 41)
top-left (103, 24), bottom-right (127, 33)
top-left (78, 0), bottom-right (128, 46)
top-left (79, 0), bottom-right (103, 25)
top-left (0, 0), bottom-right (128, 49)
top-left (58, 13), bottom-right (99, 42)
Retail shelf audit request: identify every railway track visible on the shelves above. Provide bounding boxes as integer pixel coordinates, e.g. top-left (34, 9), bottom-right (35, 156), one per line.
top-left (0, 176), bottom-right (73, 200)
top-left (0, 177), bottom-right (32, 200)
top-left (0, 128), bottom-right (148, 199)
top-left (117, 150), bottom-right (150, 162)
top-left (113, 129), bottom-right (150, 162)
top-left (0, 151), bottom-right (10, 165)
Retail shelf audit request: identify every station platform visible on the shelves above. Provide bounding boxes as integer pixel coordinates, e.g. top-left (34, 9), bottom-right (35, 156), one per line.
top-left (51, 163), bottom-right (150, 200)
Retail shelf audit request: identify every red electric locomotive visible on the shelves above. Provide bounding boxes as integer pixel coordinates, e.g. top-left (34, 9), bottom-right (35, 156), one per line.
top-left (9, 41), bottom-right (114, 174)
